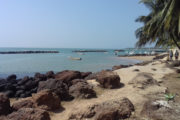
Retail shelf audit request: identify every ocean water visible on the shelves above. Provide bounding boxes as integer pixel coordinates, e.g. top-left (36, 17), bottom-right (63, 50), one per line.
top-left (0, 48), bottom-right (141, 78)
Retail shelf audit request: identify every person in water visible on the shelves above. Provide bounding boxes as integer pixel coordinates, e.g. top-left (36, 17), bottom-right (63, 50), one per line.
top-left (175, 50), bottom-right (179, 60)
top-left (169, 50), bottom-right (173, 61)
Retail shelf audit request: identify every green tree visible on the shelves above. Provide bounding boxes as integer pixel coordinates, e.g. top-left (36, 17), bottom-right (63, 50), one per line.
top-left (136, 0), bottom-right (180, 49)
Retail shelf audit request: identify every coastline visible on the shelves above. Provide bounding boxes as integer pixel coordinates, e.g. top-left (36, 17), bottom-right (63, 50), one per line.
top-left (2, 54), bottom-right (180, 120)
top-left (50, 55), bottom-right (179, 120)
top-left (119, 55), bottom-right (155, 62)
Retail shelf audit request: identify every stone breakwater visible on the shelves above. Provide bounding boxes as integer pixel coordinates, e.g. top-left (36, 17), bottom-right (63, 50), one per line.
top-left (0, 51), bottom-right (59, 54)
top-left (72, 50), bottom-right (107, 52)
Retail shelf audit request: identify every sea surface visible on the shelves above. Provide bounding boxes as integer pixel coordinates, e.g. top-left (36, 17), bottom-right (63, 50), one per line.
top-left (0, 47), bottom-right (142, 78)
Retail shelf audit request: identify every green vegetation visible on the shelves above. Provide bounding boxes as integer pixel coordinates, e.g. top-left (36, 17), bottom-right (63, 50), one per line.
top-left (164, 93), bottom-right (176, 101)
top-left (136, 0), bottom-right (180, 48)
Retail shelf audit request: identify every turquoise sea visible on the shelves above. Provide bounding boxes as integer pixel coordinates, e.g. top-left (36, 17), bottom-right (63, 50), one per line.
top-left (0, 48), bottom-right (141, 78)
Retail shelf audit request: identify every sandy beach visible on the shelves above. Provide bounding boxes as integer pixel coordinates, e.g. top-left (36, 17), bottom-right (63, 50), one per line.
top-left (2, 55), bottom-right (180, 120)
top-left (49, 55), bottom-right (180, 120)
top-left (119, 55), bottom-right (155, 62)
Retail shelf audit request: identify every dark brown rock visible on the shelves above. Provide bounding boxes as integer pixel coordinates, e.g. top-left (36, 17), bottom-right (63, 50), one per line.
top-left (32, 89), bottom-right (61, 111)
top-left (69, 98), bottom-right (134, 120)
top-left (0, 93), bottom-right (11, 115)
top-left (81, 72), bottom-right (92, 79)
top-left (69, 80), bottom-right (96, 99)
top-left (38, 79), bottom-right (73, 101)
top-left (7, 74), bottom-right (17, 81)
top-left (7, 108), bottom-right (50, 120)
top-left (46, 71), bottom-right (55, 78)
top-left (71, 79), bottom-right (86, 85)
top-left (34, 73), bottom-right (47, 82)
top-left (96, 71), bottom-right (121, 89)
top-left (84, 73), bottom-right (97, 80)
top-left (12, 97), bottom-right (34, 111)
top-left (17, 76), bottom-right (29, 85)
top-left (55, 70), bottom-right (81, 86)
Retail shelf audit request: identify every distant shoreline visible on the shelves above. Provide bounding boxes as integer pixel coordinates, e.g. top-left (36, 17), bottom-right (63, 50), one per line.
top-left (0, 51), bottom-right (59, 54)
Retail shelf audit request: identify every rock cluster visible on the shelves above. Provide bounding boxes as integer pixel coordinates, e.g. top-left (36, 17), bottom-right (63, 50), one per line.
top-left (0, 93), bottom-right (11, 115)
top-left (0, 91), bottom-right (57, 120)
top-left (0, 69), bottom-right (132, 120)
top-left (0, 71), bottom-right (92, 99)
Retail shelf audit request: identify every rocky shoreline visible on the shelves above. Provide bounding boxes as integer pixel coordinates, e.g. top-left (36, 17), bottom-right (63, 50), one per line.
top-left (0, 60), bottom-right (154, 99)
top-left (0, 51), bottom-right (59, 54)
top-left (1, 54), bottom-right (180, 120)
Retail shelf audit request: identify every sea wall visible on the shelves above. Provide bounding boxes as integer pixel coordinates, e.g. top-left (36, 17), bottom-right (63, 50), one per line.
top-left (0, 51), bottom-right (59, 54)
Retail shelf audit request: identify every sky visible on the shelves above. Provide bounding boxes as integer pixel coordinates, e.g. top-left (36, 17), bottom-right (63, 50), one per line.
top-left (0, 0), bottom-right (149, 49)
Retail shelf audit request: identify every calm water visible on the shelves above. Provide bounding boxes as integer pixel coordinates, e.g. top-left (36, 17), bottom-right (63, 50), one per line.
top-left (0, 48), bottom-right (141, 78)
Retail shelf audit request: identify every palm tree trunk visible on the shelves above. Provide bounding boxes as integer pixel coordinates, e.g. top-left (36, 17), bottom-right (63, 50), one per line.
top-left (172, 39), bottom-right (180, 49)
top-left (171, 33), bottom-right (180, 49)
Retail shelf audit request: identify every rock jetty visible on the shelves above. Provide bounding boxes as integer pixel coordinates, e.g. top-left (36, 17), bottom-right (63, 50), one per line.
top-left (0, 51), bottom-right (59, 54)
top-left (72, 50), bottom-right (107, 52)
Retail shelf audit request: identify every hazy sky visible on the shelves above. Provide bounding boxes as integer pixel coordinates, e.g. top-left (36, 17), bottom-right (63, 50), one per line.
top-left (0, 0), bottom-right (148, 49)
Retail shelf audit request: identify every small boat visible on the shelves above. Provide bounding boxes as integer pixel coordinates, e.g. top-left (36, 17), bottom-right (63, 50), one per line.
top-left (69, 57), bottom-right (82, 60)
top-left (151, 51), bottom-right (155, 55)
top-left (129, 51), bottom-right (135, 55)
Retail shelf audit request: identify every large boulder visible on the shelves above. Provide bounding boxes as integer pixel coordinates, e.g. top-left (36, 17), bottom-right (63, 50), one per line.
top-left (80, 72), bottom-right (92, 79)
top-left (12, 97), bottom-right (34, 111)
top-left (12, 90), bottom-right (61, 111)
top-left (84, 73), bottom-right (97, 80)
top-left (96, 71), bottom-right (121, 89)
top-left (0, 93), bottom-right (11, 115)
top-left (32, 89), bottom-right (61, 111)
top-left (69, 80), bottom-right (96, 99)
top-left (4, 90), bottom-right (15, 98)
top-left (7, 108), bottom-right (50, 120)
top-left (7, 74), bottom-right (17, 82)
top-left (69, 98), bottom-right (134, 120)
top-left (128, 73), bottom-right (159, 89)
top-left (34, 73), bottom-right (47, 82)
top-left (55, 70), bottom-right (81, 86)
top-left (46, 71), bottom-right (55, 79)
top-left (17, 76), bottom-right (30, 86)
top-left (38, 79), bottom-right (73, 101)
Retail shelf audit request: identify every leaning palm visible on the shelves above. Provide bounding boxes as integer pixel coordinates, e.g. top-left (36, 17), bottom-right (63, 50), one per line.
top-left (136, 0), bottom-right (180, 48)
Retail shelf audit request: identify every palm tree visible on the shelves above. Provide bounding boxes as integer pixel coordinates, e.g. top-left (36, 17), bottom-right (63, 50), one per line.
top-left (136, 0), bottom-right (180, 49)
